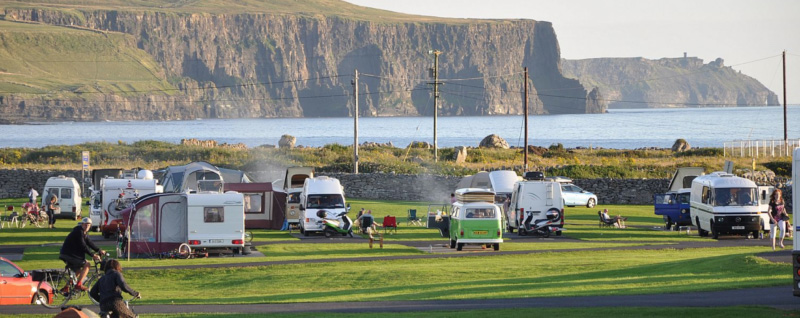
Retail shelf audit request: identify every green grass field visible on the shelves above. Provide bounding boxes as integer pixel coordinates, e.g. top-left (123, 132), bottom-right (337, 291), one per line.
top-left (1, 197), bottom-right (794, 316)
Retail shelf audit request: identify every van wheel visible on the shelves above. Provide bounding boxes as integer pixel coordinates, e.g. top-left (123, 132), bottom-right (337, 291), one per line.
top-left (665, 218), bottom-right (673, 231)
top-left (518, 228), bottom-right (527, 236)
top-left (302, 227), bottom-right (309, 236)
top-left (493, 243), bottom-right (499, 251)
top-left (449, 238), bottom-right (456, 248)
top-left (456, 243), bottom-right (463, 251)
top-left (507, 225), bottom-right (514, 233)
top-left (696, 217), bottom-right (708, 237)
top-left (586, 198), bottom-right (596, 208)
top-left (556, 230), bottom-right (562, 236)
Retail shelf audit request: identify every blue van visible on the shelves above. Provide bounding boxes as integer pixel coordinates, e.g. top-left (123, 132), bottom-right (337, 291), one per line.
top-left (654, 167), bottom-right (704, 231)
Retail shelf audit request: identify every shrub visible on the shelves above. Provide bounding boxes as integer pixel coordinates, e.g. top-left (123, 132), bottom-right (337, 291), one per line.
top-left (764, 160), bottom-right (792, 177)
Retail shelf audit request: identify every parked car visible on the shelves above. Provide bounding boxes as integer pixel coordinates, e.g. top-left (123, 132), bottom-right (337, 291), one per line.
top-left (0, 257), bottom-right (53, 305)
top-left (547, 177), bottom-right (597, 208)
top-left (449, 188), bottom-right (503, 251)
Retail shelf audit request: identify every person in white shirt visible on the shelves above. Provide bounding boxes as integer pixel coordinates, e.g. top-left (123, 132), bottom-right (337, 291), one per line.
top-left (28, 186), bottom-right (39, 204)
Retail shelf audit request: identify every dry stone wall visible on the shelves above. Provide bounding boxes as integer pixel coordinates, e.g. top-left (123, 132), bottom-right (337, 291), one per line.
top-left (0, 169), bottom-right (668, 204)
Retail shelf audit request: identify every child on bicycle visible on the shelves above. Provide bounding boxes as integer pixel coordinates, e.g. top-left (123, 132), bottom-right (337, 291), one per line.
top-left (89, 259), bottom-right (140, 318)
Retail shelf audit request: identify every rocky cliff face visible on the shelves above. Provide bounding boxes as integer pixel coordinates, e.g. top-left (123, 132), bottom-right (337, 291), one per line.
top-left (562, 57), bottom-right (779, 109)
top-left (1, 7), bottom-right (605, 121)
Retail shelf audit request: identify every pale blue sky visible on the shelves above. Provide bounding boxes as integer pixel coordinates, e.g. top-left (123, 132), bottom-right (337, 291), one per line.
top-left (344, 0), bottom-right (800, 104)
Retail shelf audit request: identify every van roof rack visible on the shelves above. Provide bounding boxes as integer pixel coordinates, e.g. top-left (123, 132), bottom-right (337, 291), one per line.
top-left (454, 188), bottom-right (495, 203)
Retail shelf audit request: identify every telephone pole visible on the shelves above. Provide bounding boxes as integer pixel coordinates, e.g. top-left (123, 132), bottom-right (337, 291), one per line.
top-left (783, 50), bottom-right (788, 155)
top-left (352, 69), bottom-right (359, 174)
top-left (523, 67), bottom-right (529, 171)
top-left (428, 50), bottom-right (442, 162)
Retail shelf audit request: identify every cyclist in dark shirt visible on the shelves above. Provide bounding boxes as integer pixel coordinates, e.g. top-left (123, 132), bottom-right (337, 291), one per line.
top-left (59, 217), bottom-right (104, 291)
top-left (89, 259), bottom-right (140, 318)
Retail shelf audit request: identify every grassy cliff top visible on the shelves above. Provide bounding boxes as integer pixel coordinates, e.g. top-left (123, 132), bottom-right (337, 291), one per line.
top-left (0, 20), bottom-right (173, 95)
top-left (0, 0), bottom-right (526, 24)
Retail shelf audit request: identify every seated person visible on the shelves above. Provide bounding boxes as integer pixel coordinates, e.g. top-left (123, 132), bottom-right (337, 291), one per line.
top-left (358, 210), bottom-right (375, 234)
top-left (602, 209), bottom-right (627, 228)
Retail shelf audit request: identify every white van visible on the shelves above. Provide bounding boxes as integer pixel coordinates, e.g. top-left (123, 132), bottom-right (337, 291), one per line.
top-left (43, 176), bottom-right (82, 220)
top-left (298, 176), bottom-right (347, 236)
top-left (690, 171), bottom-right (762, 239)
top-left (506, 181), bottom-right (565, 235)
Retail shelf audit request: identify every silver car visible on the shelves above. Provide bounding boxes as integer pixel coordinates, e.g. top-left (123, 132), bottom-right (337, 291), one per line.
top-left (561, 183), bottom-right (598, 208)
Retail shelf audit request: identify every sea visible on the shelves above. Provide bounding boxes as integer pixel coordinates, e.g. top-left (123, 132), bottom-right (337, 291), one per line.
top-left (1, 106), bottom-right (798, 149)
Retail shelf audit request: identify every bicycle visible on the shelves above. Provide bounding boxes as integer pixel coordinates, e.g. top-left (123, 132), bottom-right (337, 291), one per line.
top-left (99, 293), bottom-right (141, 318)
top-left (34, 252), bottom-right (110, 308)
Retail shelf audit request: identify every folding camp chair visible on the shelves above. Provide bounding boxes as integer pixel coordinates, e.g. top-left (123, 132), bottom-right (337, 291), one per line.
top-left (407, 209), bottom-right (422, 226)
top-left (383, 215), bottom-right (397, 234)
top-left (3, 205), bottom-right (19, 228)
top-left (598, 211), bottom-right (616, 228)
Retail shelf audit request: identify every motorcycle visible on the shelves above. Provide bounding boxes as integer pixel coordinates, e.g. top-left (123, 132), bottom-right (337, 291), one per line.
top-left (518, 208), bottom-right (562, 238)
top-left (319, 206), bottom-right (353, 238)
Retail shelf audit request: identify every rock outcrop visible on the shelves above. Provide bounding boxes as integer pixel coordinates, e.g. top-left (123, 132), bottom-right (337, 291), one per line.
top-left (562, 57), bottom-right (780, 109)
top-left (479, 134), bottom-right (509, 149)
top-left (0, 2), bottom-right (605, 121)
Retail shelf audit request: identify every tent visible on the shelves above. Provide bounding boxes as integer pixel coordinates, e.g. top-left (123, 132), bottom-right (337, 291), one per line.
top-left (223, 183), bottom-right (286, 229)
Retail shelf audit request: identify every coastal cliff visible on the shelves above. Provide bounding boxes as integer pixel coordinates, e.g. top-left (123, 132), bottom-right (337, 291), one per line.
top-left (561, 57), bottom-right (780, 109)
top-left (0, 1), bottom-right (604, 122)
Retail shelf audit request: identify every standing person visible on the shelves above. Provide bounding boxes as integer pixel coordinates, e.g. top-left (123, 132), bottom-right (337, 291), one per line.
top-left (46, 192), bottom-right (58, 229)
top-left (768, 189), bottom-right (789, 250)
top-left (28, 186), bottom-right (39, 205)
top-left (450, 193), bottom-right (457, 204)
top-left (89, 259), bottom-right (140, 318)
top-left (59, 217), bottom-right (105, 291)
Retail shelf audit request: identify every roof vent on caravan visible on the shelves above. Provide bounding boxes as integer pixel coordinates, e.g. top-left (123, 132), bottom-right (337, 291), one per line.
top-left (523, 171), bottom-right (545, 181)
top-left (137, 170), bottom-right (154, 180)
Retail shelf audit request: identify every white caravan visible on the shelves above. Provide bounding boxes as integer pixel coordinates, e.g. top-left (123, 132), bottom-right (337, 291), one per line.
top-left (43, 176), bottom-right (82, 220)
top-left (284, 167), bottom-right (314, 227)
top-left (298, 176), bottom-right (347, 236)
top-left (98, 176), bottom-right (162, 238)
top-left (505, 181), bottom-right (565, 235)
top-left (123, 191), bottom-right (246, 256)
top-left (690, 171), bottom-right (762, 239)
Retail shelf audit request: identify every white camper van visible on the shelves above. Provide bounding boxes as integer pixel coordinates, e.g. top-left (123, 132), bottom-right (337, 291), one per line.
top-left (43, 176), bottom-right (82, 220)
top-left (506, 181), bottom-right (565, 235)
top-left (284, 167), bottom-right (314, 227)
top-left (690, 171), bottom-right (762, 239)
top-left (298, 176), bottom-right (347, 236)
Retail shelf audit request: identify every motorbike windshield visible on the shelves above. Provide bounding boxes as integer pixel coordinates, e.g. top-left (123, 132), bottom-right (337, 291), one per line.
top-left (713, 188), bottom-right (758, 207)
top-left (307, 194), bottom-right (345, 209)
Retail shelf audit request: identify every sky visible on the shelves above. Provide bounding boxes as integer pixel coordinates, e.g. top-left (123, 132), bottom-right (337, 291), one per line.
top-left (344, 0), bottom-right (800, 104)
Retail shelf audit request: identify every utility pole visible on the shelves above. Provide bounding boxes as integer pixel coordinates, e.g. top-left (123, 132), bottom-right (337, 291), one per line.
top-left (352, 69), bottom-right (359, 174)
top-left (783, 50), bottom-right (788, 156)
top-left (523, 67), bottom-right (529, 171)
top-left (428, 50), bottom-right (442, 162)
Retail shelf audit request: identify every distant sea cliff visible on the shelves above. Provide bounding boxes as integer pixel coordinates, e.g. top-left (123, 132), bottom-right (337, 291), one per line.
top-left (0, 1), bottom-right (603, 122)
top-left (561, 56), bottom-right (779, 109)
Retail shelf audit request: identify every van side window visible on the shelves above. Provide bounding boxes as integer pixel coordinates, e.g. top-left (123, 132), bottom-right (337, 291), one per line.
top-left (61, 188), bottom-right (72, 199)
top-left (701, 187), bottom-right (710, 204)
top-left (204, 207), bottom-right (224, 223)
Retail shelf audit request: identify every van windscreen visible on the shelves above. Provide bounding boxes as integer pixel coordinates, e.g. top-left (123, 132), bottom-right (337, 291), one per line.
top-left (713, 188), bottom-right (757, 207)
top-left (307, 194), bottom-right (344, 209)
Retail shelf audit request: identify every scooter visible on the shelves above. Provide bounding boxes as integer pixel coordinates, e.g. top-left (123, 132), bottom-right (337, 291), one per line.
top-left (320, 206), bottom-right (353, 238)
top-left (518, 208), bottom-right (562, 238)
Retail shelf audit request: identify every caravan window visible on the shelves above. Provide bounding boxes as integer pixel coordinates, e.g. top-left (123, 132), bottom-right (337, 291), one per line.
top-left (244, 194), bottom-right (263, 214)
top-left (204, 207), bottom-right (224, 223)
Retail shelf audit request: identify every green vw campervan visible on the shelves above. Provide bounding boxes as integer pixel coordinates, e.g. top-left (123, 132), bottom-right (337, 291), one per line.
top-left (449, 188), bottom-right (503, 251)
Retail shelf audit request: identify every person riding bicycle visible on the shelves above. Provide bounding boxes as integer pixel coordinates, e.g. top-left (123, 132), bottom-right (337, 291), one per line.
top-left (59, 217), bottom-right (105, 291)
top-left (89, 259), bottom-right (140, 318)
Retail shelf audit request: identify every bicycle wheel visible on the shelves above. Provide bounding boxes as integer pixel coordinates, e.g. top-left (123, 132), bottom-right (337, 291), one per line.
top-left (84, 273), bottom-right (101, 305)
top-left (37, 272), bottom-right (70, 309)
top-left (177, 243), bottom-right (192, 259)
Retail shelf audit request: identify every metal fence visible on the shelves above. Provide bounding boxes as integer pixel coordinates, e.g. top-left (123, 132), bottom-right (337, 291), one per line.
top-left (723, 139), bottom-right (800, 158)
